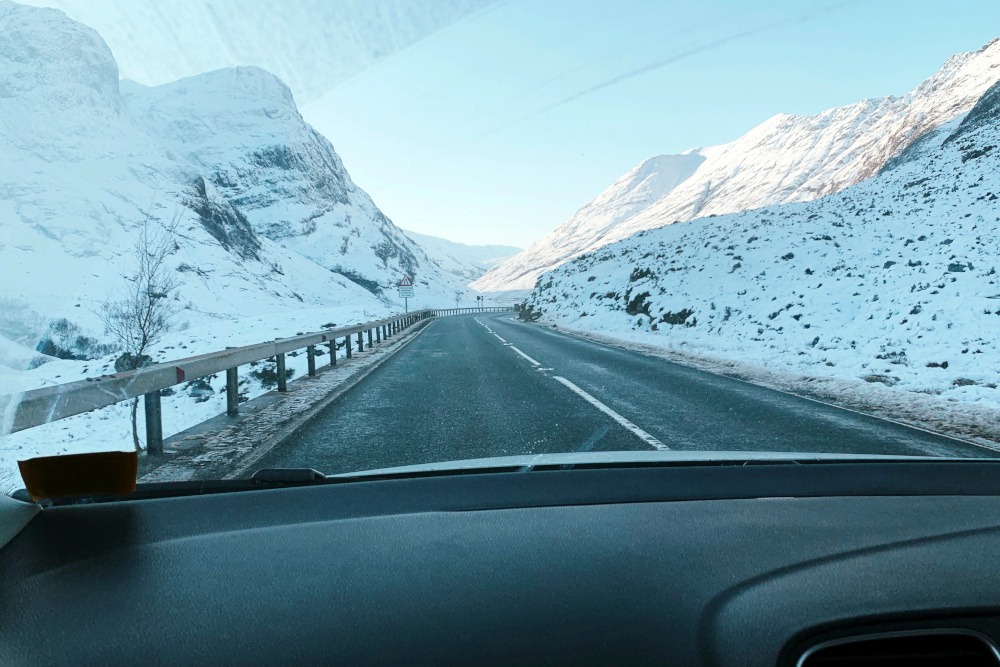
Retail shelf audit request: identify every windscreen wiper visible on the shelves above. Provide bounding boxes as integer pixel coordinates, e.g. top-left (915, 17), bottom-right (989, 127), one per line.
top-left (251, 468), bottom-right (326, 483)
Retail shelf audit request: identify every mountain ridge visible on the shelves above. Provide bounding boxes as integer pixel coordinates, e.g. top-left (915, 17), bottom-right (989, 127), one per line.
top-left (523, 77), bottom-right (1000, 407)
top-left (0, 1), bottom-right (465, 370)
top-left (474, 38), bottom-right (1000, 292)
top-left (401, 229), bottom-right (520, 284)
top-left (18, 0), bottom-right (497, 104)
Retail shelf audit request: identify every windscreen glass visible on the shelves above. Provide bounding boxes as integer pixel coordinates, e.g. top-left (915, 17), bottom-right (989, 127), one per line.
top-left (2, 0), bottom-right (1000, 492)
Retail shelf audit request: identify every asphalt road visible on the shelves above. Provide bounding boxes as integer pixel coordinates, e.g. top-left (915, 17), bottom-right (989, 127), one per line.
top-left (256, 313), bottom-right (993, 475)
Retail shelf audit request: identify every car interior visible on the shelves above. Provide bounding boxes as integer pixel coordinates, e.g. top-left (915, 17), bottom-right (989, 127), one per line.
top-left (3, 458), bottom-right (1000, 665)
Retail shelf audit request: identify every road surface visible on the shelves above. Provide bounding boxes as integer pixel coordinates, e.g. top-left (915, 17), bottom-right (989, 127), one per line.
top-left (256, 313), bottom-right (992, 474)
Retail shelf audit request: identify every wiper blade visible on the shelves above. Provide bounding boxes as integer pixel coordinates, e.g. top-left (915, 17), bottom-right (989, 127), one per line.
top-left (250, 468), bottom-right (326, 483)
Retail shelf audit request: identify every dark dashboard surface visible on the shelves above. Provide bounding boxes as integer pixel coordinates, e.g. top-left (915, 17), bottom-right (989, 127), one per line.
top-left (3, 462), bottom-right (1000, 665)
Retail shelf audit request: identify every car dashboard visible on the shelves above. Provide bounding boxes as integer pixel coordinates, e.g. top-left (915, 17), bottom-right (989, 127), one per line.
top-left (2, 461), bottom-right (1000, 665)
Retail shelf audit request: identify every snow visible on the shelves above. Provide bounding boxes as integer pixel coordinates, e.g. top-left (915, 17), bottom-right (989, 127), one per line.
top-left (0, 304), bottom-right (396, 493)
top-left (17, 0), bottom-right (497, 104)
top-left (476, 38), bottom-right (1000, 292)
top-left (0, 2), bottom-right (472, 491)
top-left (0, 1), bottom-right (466, 360)
top-left (401, 229), bottom-right (520, 284)
top-left (525, 77), bottom-right (1000, 420)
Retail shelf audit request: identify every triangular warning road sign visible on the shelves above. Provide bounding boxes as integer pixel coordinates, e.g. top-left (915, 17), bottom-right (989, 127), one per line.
top-left (398, 275), bottom-right (413, 287)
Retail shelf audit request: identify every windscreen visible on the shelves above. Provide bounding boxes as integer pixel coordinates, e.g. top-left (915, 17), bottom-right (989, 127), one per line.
top-left (2, 0), bottom-right (1000, 492)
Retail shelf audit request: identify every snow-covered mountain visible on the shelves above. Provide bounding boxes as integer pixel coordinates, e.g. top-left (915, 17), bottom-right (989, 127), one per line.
top-left (19, 0), bottom-right (497, 104)
top-left (524, 76), bottom-right (1000, 406)
top-left (401, 229), bottom-right (520, 283)
top-left (0, 1), bottom-right (465, 373)
top-left (475, 38), bottom-right (1000, 292)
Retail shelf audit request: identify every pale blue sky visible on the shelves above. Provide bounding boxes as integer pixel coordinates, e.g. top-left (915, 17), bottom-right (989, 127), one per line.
top-left (301, 0), bottom-right (1000, 247)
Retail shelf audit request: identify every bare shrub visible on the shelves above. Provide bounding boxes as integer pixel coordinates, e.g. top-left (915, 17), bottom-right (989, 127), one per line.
top-left (99, 214), bottom-right (180, 451)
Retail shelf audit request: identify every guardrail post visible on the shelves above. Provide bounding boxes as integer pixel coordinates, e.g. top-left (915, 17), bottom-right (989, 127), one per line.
top-left (345, 336), bottom-right (352, 358)
top-left (307, 345), bottom-right (317, 376)
top-left (357, 331), bottom-right (364, 353)
top-left (376, 326), bottom-right (381, 343)
top-left (276, 353), bottom-right (287, 391)
top-left (329, 342), bottom-right (336, 366)
top-left (144, 391), bottom-right (163, 456)
top-left (226, 366), bottom-right (239, 417)
top-left (367, 329), bottom-right (373, 348)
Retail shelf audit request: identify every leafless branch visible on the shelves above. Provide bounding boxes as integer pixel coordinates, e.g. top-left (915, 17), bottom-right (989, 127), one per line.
top-left (99, 211), bottom-right (181, 450)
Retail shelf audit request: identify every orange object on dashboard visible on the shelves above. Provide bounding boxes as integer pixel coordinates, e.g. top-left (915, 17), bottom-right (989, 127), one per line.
top-left (17, 451), bottom-right (138, 502)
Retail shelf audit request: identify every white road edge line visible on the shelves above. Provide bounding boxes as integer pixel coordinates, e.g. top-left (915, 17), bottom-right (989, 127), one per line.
top-left (510, 346), bottom-right (541, 366)
top-left (553, 376), bottom-right (669, 451)
top-left (493, 334), bottom-right (507, 343)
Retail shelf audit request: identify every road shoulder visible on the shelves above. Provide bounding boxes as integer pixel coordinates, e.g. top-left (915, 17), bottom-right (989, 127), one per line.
top-left (138, 319), bottom-right (436, 483)
top-left (528, 319), bottom-right (1000, 453)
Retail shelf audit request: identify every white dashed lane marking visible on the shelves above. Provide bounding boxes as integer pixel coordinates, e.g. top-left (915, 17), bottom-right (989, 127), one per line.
top-left (509, 346), bottom-right (541, 366)
top-left (480, 314), bottom-right (667, 451)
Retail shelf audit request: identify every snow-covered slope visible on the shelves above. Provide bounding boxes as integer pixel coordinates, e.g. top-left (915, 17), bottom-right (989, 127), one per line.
top-left (525, 77), bottom-right (1000, 407)
top-left (402, 229), bottom-right (520, 283)
top-left (0, 1), bottom-right (477, 489)
top-left (0, 0), bottom-right (464, 375)
top-left (19, 0), bottom-right (496, 104)
top-left (476, 38), bottom-right (1000, 292)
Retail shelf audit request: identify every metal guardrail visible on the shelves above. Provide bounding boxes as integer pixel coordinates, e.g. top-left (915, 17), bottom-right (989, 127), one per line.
top-left (1, 307), bottom-right (514, 455)
top-left (435, 307), bottom-right (511, 316)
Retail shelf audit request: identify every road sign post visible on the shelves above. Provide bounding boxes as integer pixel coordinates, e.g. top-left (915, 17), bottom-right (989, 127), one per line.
top-left (397, 275), bottom-right (414, 312)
